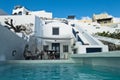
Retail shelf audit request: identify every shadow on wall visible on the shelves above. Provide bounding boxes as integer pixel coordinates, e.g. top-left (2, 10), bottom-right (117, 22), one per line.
top-left (0, 25), bottom-right (27, 60)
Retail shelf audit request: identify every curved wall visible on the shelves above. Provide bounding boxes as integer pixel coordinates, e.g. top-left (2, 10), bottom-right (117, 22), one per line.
top-left (0, 25), bottom-right (26, 60)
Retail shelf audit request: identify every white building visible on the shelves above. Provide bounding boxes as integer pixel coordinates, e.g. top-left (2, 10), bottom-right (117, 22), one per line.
top-left (0, 6), bottom-right (109, 60)
top-left (42, 21), bottom-right (73, 59)
top-left (0, 15), bottom-right (43, 54)
top-left (12, 5), bottom-right (52, 18)
top-left (40, 19), bottom-right (108, 59)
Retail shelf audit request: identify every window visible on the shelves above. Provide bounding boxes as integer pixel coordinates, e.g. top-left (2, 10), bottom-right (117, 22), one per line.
top-left (18, 11), bottom-right (22, 15)
top-left (96, 27), bottom-right (100, 29)
top-left (73, 49), bottom-right (77, 54)
top-left (104, 21), bottom-right (107, 23)
top-left (71, 24), bottom-right (75, 27)
top-left (86, 48), bottom-right (102, 53)
top-left (13, 13), bottom-right (17, 15)
top-left (63, 45), bottom-right (68, 52)
top-left (52, 27), bottom-right (59, 35)
top-left (26, 12), bottom-right (29, 15)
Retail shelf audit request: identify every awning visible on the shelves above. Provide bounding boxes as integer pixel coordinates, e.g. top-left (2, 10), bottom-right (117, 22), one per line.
top-left (34, 36), bottom-right (72, 40)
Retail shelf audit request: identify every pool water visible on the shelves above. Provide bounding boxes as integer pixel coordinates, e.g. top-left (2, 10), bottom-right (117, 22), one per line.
top-left (0, 63), bottom-right (120, 80)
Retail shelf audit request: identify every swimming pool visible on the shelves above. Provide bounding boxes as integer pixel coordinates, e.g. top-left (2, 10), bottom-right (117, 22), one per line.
top-left (0, 63), bottom-right (120, 80)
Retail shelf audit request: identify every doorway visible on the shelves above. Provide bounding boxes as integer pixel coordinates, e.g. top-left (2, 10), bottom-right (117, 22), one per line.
top-left (52, 43), bottom-right (60, 59)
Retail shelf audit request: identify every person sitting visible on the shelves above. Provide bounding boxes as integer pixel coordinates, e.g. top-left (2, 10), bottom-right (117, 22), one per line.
top-left (39, 51), bottom-right (44, 60)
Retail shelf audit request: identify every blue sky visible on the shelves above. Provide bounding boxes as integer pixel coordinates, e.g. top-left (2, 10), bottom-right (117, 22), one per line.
top-left (0, 0), bottom-right (120, 19)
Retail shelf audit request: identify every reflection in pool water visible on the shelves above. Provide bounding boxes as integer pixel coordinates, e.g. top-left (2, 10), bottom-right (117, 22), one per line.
top-left (0, 63), bottom-right (120, 80)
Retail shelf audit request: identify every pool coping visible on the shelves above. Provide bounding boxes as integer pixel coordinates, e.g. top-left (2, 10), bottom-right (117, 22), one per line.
top-left (71, 51), bottom-right (120, 58)
top-left (3, 60), bottom-right (75, 64)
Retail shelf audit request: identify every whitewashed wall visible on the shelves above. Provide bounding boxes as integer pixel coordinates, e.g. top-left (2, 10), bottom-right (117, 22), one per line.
top-left (0, 15), bottom-right (43, 54)
top-left (0, 25), bottom-right (26, 60)
top-left (30, 11), bottom-right (52, 18)
top-left (34, 16), bottom-right (43, 51)
top-left (43, 21), bottom-right (72, 38)
top-left (0, 15), bottom-right (35, 35)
